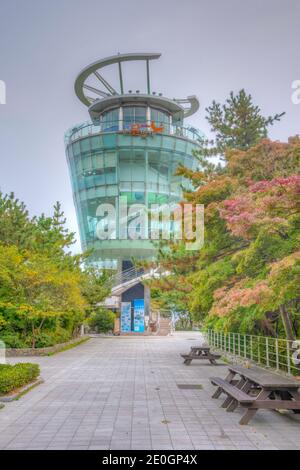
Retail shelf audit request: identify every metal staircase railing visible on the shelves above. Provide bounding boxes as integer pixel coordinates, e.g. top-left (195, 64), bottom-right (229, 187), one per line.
top-left (111, 266), bottom-right (145, 289)
top-left (150, 309), bottom-right (176, 335)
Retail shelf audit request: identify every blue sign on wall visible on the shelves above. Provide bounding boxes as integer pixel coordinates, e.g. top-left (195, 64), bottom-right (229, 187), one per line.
top-left (121, 302), bottom-right (131, 332)
top-left (133, 299), bottom-right (145, 333)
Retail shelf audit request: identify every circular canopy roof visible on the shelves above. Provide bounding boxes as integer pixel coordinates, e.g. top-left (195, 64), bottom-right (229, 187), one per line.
top-left (74, 53), bottom-right (199, 120)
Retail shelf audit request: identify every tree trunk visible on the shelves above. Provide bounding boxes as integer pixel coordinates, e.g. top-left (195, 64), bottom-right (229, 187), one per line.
top-left (279, 305), bottom-right (296, 341)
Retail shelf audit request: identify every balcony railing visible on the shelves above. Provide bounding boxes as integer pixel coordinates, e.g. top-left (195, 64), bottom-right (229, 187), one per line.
top-left (65, 120), bottom-right (204, 145)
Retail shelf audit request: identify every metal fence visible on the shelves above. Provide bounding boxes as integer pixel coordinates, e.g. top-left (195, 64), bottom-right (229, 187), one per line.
top-left (205, 329), bottom-right (300, 376)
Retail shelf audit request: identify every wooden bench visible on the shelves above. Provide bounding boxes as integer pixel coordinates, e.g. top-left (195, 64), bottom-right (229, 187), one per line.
top-left (181, 347), bottom-right (221, 365)
top-left (210, 366), bottom-right (300, 425)
top-left (211, 377), bottom-right (255, 403)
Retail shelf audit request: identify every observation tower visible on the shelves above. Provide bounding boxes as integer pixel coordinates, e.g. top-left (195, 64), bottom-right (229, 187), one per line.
top-left (65, 53), bottom-right (202, 332)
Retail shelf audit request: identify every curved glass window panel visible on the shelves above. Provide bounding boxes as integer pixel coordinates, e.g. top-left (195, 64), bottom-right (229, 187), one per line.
top-left (118, 133), bottom-right (131, 146)
top-left (92, 153), bottom-right (104, 169)
top-left (158, 183), bottom-right (169, 194)
top-left (85, 171), bottom-right (104, 188)
top-left (87, 215), bottom-right (98, 240)
top-left (148, 193), bottom-right (169, 204)
top-left (67, 146), bottom-right (73, 158)
top-left (78, 189), bottom-right (87, 201)
top-left (123, 106), bottom-right (147, 129)
top-left (76, 158), bottom-right (85, 175)
top-left (184, 154), bottom-right (193, 167)
top-left (186, 142), bottom-right (200, 157)
top-left (175, 138), bottom-right (187, 153)
top-left (119, 150), bottom-right (146, 182)
top-left (81, 167), bottom-right (116, 188)
top-left (106, 186), bottom-right (118, 196)
top-left (133, 151), bottom-right (145, 181)
top-left (119, 150), bottom-right (132, 181)
top-left (94, 173), bottom-right (106, 186)
top-left (81, 155), bottom-right (93, 172)
top-left (132, 137), bottom-right (144, 147)
top-left (148, 150), bottom-right (160, 185)
top-left (158, 162), bottom-right (169, 183)
top-left (120, 191), bottom-right (145, 205)
top-left (67, 161), bottom-right (76, 181)
top-left (90, 135), bottom-right (102, 151)
top-left (93, 258), bottom-right (117, 270)
top-left (97, 134), bottom-right (103, 147)
top-left (132, 182), bottom-right (145, 193)
top-left (123, 107), bottom-right (134, 129)
top-left (170, 182), bottom-right (182, 196)
top-left (72, 141), bottom-right (81, 157)
top-left (160, 151), bottom-right (170, 164)
top-left (134, 106), bottom-right (147, 123)
top-left (102, 134), bottom-right (117, 147)
top-left (147, 193), bottom-right (156, 204)
top-left (105, 167), bottom-right (117, 184)
top-left (162, 136), bottom-right (175, 150)
top-left (147, 181), bottom-right (158, 193)
top-left (159, 152), bottom-right (171, 182)
top-left (102, 109), bottom-right (119, 131)
top-left (168, 152), bottom-right (183, 179)
top-left (77, 177), bottom-right (85, 191)
top-left (94, 187), bottom-right (106, 197)
top-left (120, 182), bottom-right (132, 192)
top-left (105, 151), bottom-right (117, 167)
top-left (150, 108), bottom-right (170, 130)
top-left (85, 196), bottom-right (117, 241)
top-left (132, 191), bottom-right (145, 203)
top-left (151, 134), bottom-right (163, 147)
top-left (87, 188), bottom-right (97, 199)
top-left (80, 138), bottom-right (91, 154)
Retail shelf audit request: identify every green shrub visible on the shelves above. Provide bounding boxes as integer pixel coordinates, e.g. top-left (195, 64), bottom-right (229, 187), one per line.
top-left (0, 333), bottom-right (26, 349)
top-left (32, 332), bottom-right (56, 348)
top-left (0, 328), bottom-right (75, 349)
top-left (0, 363), bottom-right (40, 395)
top-left (48, 327), bottom-right (72, 345)
top-left (89, 309), bottom-right (115, 333)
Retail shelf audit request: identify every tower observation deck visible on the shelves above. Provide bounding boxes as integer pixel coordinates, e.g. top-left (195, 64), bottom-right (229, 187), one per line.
top-left (65, 53), bottom-right (203, 271)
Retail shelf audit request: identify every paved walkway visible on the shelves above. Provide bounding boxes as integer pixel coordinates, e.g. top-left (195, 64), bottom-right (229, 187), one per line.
top-left (0, 332), bottom-right (299, 450)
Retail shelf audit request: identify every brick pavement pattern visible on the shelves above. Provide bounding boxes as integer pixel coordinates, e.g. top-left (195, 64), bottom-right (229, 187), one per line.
top-left (0, 332), bottom-right (299, 450)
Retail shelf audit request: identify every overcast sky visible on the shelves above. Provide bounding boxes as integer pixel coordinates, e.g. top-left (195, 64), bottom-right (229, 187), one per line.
top-left (0, 0), bottom-right (299, 252)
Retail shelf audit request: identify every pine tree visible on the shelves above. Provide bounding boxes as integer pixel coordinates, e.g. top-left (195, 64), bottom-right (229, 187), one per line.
top-left (199, 89), bottom-right (285, 158)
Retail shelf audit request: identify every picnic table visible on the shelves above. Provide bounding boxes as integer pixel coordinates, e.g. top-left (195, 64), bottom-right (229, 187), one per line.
top-left (211, 364), bottom-right (300, 425)
top-left (181, 346), bottom-right (221, 365)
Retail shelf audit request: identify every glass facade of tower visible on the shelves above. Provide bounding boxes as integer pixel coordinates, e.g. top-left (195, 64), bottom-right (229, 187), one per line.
top-left (65, 105), bottom-right (203, 269)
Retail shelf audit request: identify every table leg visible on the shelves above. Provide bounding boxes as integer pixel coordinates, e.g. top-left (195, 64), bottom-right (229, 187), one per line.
top-left (239, 389), bottom-right (270, 425)
top-left (239, 408), bottom-right (258, 425)
top-left (212, 370), bottom-right (235, 399)
top-left (242, 380), bottom-right (254, 394)
top-left (212, 387), bottom-right (223, 399)
top-left (207, 354), bottom-right (217, 364)
top-left (221, 395), bottom-right (233, 408)
top-left (184, 358), bottom-right (192, 365)
top-left (285, 390), bottom-right (300, 414)
top-left (227, 399), bottom-right (239, 412)
top-left (226, 378), bottom-right (248, 412)
top-left (225, 370), bottom-right (236, 382)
